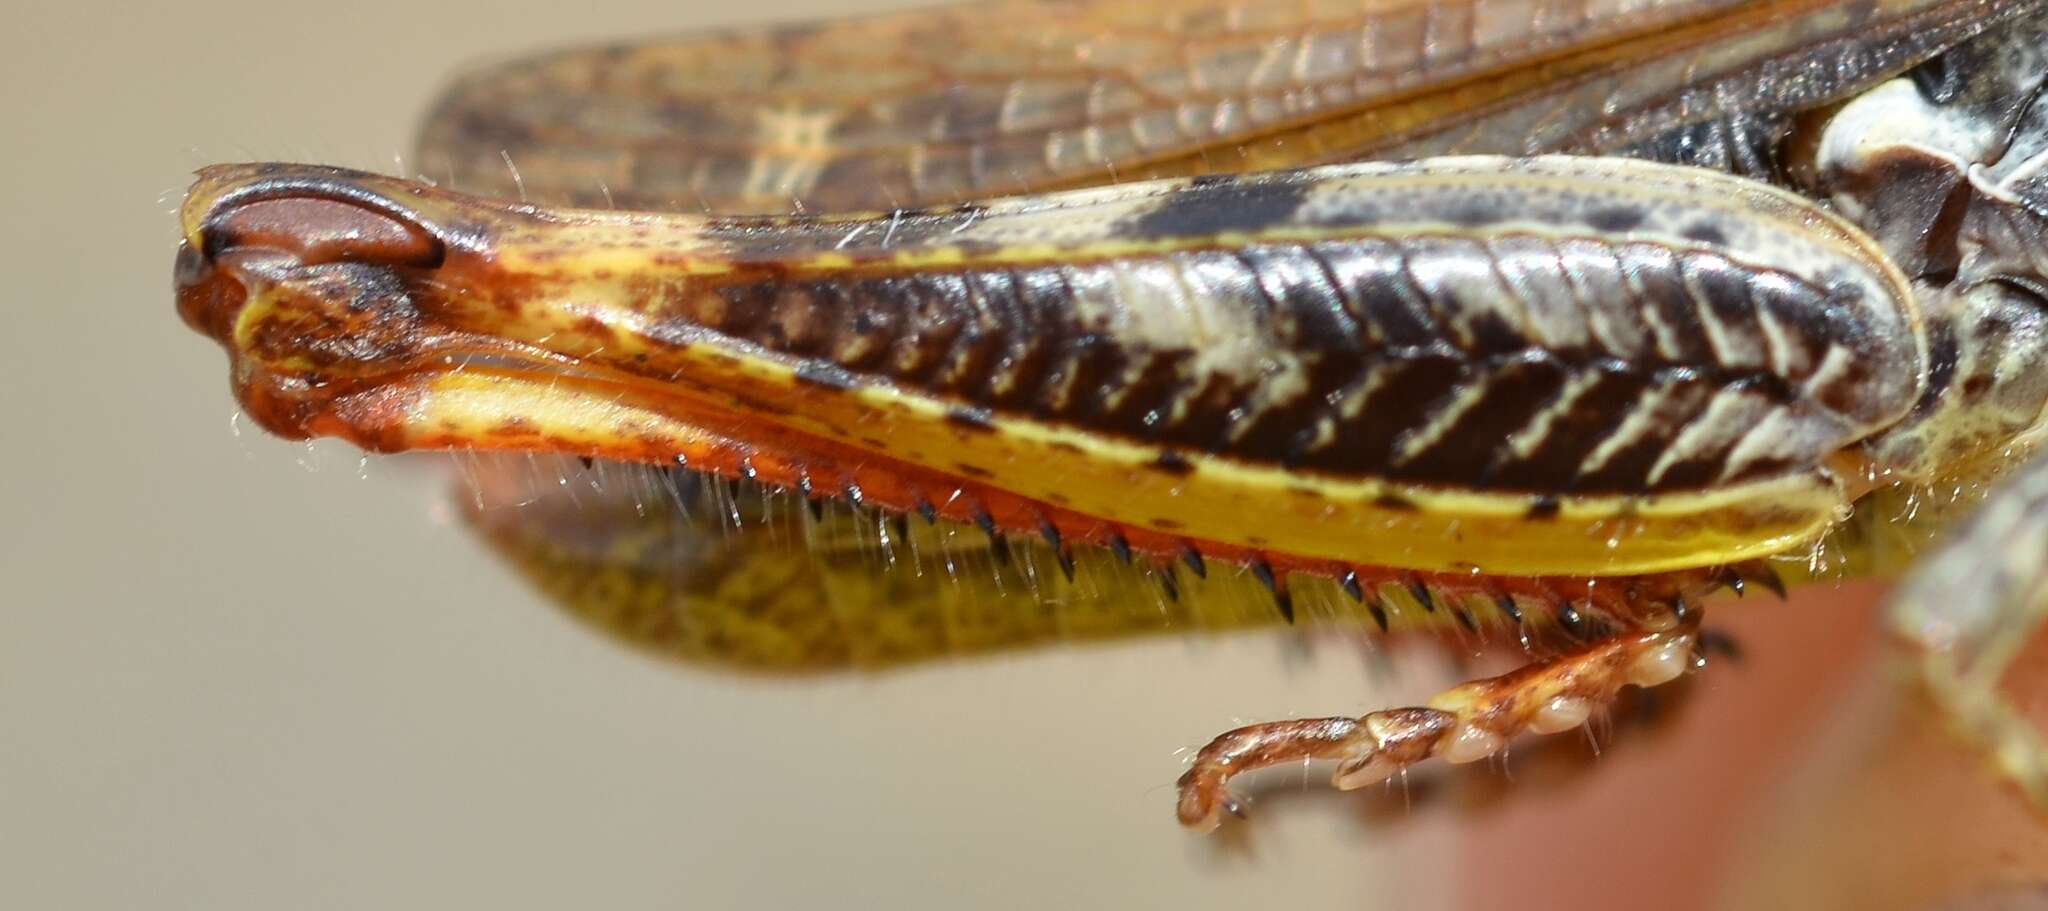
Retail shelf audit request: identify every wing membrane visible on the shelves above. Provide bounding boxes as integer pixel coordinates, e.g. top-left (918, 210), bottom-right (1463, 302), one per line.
top-left (415, 0), bottom-right (2037, 213)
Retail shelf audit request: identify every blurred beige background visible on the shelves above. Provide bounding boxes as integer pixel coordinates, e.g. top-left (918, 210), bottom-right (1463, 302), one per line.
top-left (2, 2), bottom-right (2041, 908)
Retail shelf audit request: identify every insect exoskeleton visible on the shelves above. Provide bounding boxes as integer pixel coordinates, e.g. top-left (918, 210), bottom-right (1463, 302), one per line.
top-left (174, 0), bottom-right (2048, 832)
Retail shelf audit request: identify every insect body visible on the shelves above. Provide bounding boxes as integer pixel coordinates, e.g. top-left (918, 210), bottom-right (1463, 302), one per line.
top-left (173, 0), bottom-right (2048, 830)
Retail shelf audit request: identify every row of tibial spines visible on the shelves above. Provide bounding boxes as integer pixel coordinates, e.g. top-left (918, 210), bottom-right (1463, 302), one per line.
top-left (663, 455), bottom-right (1785, 630)
top-left (1174, 606), bottom-right (1706, 832)
top-left (1186, 563), bottom-right (1737, 651)
top-left (902, 483), bottom-right (1776, 630)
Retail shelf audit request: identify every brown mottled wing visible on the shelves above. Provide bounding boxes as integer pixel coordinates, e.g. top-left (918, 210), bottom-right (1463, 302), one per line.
top-left (414, 0), bottom-right (2033, 214)
top-left (418, 0), bottom-right (1784, 213)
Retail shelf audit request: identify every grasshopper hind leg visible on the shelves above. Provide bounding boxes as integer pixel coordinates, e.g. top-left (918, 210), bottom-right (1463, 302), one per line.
top-left (1890, 449), bottom-right (2048, 803)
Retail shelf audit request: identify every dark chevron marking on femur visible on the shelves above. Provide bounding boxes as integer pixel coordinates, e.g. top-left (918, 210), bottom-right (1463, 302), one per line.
top-left (654, 231), bottom-right (1908, 495)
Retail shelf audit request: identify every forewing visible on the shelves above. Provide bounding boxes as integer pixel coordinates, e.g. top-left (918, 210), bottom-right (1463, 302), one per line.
top-left (409, 0), bottom-right (1780, 213)
top-left (415, 0), bottom-right (2040, 214)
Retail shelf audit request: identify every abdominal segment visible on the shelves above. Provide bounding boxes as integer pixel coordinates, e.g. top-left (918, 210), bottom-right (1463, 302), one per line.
top-left (178, 156), bottom-right (1922, 586)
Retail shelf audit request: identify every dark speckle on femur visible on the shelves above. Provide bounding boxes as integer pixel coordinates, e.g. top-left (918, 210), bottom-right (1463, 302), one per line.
top-left (1443, 199), bottom-right (1500, 227)
top-left (1586, 206), bottom-right (1646, 232)
top-left (1681, 221), bottom-right (1729, 246)
top-left (1121, 178), bottom-right (1312, 238)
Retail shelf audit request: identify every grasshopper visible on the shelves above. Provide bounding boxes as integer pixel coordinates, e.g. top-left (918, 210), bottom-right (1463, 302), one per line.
top-left (172, 0), bottom-right (2048, 830)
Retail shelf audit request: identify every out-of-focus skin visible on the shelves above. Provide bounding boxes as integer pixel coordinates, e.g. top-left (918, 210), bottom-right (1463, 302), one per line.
top-left (1718, 603), bottom-right (2048, 910)
top-left (1456, 584), bottom-right (1888, 911)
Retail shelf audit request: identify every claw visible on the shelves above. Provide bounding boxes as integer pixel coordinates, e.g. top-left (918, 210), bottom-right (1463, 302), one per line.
top-left (1736, 563), bottom-right (1787, 599)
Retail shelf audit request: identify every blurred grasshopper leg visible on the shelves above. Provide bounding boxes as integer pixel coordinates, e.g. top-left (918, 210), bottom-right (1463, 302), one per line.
top-left (1889, 449), bottom-right (2048, 803)
top-left (1176, 609), bottom-right (1701, 832)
